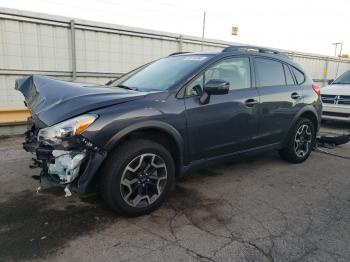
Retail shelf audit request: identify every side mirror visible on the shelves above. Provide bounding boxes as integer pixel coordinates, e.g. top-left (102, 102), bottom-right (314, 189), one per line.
top-left (328, 79), bottom-right (334, 85)
top-left (200, 79), bottom-right (230, 104)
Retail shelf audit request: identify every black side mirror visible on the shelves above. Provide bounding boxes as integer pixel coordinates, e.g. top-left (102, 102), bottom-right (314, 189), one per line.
top-left (200, 79), bottom-right (230, 104)
top-left (328, 79), bottom-right (334, 85)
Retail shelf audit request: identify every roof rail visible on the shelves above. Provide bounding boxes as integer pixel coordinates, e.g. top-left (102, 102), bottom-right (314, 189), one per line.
top-left (168, 52), bottom-right (191, 56)
top-left (222, 45), bottom-right (289, 58)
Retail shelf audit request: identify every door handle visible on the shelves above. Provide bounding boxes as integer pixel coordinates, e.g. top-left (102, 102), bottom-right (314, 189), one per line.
top-left (244, 98), bottom-right (258, 107)
top-left (291, 92), bottom-right (301, 99)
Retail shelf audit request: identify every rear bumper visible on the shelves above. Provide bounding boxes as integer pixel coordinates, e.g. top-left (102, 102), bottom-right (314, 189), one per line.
top-left (322, 104), bottom-right (350, 122)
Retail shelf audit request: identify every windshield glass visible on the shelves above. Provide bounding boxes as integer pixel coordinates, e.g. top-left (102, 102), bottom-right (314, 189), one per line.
top-left (110, 55), bottom-right (211, 91)
top-left (333, 70), bottom-right (350, 84)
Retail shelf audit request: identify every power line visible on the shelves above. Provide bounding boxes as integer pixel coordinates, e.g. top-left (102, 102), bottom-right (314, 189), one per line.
top-left (145, 0), bottom-right (239, 19)
top-left (37, 0), bottom-right (202, 22)
top-left (141, 0), bottom-right (203, 14)
top-left (98, 0), bottom-right (202, 20)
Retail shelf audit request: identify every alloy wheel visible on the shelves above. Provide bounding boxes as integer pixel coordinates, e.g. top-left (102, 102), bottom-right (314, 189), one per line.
top-left (294, 124), bottom-right (312, 158)
top-left (120, 153), bottom-right (167, 208)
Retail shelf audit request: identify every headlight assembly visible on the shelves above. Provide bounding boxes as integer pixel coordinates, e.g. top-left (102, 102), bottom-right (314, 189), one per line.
top-left (38, 114), bottom-right (97, 145)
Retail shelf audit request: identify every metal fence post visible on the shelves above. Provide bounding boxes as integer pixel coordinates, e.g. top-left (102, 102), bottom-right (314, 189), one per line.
top-left (178, 35), bottom-right (183, 52)
top-left (323, 57), bottom-right (329, 87)
top-left (290, 52), bottom-right (295, 61)
top-left (335, 57), bottom-right (342, 79)
top-left (70, 20), bottom-right (77, 81)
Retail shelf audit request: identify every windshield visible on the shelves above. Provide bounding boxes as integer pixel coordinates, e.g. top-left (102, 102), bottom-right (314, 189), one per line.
top-left (333, 70), bottom-right (350, 85)
top-left (110, 55), bottom-right (211, 91)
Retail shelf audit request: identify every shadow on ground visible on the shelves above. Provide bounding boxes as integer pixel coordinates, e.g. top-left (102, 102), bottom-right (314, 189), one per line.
top-left (0, 168), bottom-right (225, 261)
top-left (0, 188), bottom-right (117, 261)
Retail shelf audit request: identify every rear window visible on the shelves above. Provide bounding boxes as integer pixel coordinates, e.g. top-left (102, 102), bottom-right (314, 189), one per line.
top-left (291, 67), bottom-right (305, 84)
top-left (255, 58), bottom-right (285, 87)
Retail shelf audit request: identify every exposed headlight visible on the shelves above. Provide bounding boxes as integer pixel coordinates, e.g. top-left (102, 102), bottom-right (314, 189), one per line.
top-left (38, 114), bottom-right (97, 145)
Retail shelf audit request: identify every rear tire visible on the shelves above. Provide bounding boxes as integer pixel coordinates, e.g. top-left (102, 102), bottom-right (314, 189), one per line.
top-left (279, 117), bottom-right (315, 163)
top-left (100, 139), bottom-right (175, 216)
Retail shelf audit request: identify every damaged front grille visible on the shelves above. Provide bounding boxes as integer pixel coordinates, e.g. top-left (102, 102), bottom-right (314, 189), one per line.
top-left (48, 150), bottom-right (87, 184)
top-left (22, 119), bottom-right (104, 194)
top-left (23, 117), bottom-right (40, 153)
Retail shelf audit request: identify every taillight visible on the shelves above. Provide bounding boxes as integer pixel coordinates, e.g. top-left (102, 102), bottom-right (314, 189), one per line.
top-left (312, 84), bottom-right (320, 97)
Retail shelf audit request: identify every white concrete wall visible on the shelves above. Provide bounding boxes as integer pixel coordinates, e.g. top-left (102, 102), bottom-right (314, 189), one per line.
top-left (0, 7), bottom-right (350, 108)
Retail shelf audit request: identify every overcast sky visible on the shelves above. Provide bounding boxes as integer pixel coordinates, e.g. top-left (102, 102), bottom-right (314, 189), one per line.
top-left (0, 0), bottom-right (349, 56)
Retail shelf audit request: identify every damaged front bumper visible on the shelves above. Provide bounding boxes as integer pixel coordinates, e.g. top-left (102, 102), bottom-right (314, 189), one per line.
top-left (24, 118), bottom-right (106, 194)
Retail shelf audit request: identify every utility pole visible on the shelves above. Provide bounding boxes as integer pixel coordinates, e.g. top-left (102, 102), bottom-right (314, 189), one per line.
top-left (333, 42), bottom-right (343, 57)
top-left (201, 11), bottom-right (206, 51)
top-left (335, 42), bottom-right (344, 78)
top-left (339, 43), bottom-right (343, 57)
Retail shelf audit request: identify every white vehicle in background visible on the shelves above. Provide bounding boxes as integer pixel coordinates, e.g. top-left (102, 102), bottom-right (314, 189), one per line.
top-left (321, 70), bottom-right (350, 122)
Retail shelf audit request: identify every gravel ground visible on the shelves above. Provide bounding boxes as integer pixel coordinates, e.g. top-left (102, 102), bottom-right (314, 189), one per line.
top-left (0, 121), bottom-right (349, 262)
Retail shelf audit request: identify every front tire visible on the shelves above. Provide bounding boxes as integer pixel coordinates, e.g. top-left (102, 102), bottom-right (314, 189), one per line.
top-left (279, 117), bottom-right (316, 163)
top-left (100, 139), bottom-right (175, 216)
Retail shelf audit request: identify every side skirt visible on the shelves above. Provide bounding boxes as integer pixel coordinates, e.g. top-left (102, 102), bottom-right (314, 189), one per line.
top-left (180, 142), bottom-right (282, 175)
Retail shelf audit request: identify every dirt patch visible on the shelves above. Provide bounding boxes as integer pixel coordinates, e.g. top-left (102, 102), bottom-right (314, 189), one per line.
top-left (168, 186), bottom-right (235, 231)
top-left (0, 189), bottom-right (117, 261)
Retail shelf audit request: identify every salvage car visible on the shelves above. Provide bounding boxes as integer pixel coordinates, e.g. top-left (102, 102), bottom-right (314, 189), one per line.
top-left (16, 45), bottom-right (322, 216)
top-left (321, 70), bottom-right (350, 122)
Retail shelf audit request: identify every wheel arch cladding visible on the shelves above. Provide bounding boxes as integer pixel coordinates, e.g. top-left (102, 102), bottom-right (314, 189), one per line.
top-left (299, 111), bottom-right (318, 133)
top-left (104, 121), bottom-right (184, 176)
top-left (293, 106), bottom-right (319, 131)
top-left (282, 107), bottom-right (319, 147)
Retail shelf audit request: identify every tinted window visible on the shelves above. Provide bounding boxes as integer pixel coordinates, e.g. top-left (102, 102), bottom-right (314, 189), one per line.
top-left (291, 67), bottom-right (305, 84)
top-left (205, 57), bottom-right (251, 90)
top-left (187, 74), bottom-right (204, 96)
top-left (283, 64), bottom-right (295, 85)
top-left (112, 55), bottom-right (211, 91)
top-left (255, 58), bottom-right (285, 87)
top-left (186, 57), bottom-right (251, 96)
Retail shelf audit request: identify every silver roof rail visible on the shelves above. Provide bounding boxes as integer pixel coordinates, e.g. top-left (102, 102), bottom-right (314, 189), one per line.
top-left (222, 45), bottom-right (289, 58)
top-left (168, 52), bottom-right (191, 56)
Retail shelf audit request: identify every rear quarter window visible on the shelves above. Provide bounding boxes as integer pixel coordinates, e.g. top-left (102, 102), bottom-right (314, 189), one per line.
top-left (283, 64), bottom-right (295, 85)
top-left (291, 67), bottom-right (305, 84)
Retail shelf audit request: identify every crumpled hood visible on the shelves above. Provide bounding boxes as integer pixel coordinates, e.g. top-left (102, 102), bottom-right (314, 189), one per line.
top-left (15, 75), bottom-right (146, 126)
top-left (321, 84), bottom-right (350, 96)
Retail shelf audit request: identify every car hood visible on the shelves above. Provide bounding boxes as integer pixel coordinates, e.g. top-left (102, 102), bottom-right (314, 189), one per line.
top-left (15, 75), bottom-right (147, 126)
top-left (321, 84), bottom-right (350, 96)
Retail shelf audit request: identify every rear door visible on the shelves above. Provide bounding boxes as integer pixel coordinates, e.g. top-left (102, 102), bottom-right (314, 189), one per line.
top-left (253, 57), bottom-right (303, 145)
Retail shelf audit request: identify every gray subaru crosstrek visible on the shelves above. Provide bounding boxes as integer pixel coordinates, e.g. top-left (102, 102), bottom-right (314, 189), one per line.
top-left (17, 45), bottom-right (322, 216)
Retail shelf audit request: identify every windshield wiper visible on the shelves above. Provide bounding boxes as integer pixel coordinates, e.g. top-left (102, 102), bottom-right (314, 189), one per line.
top-left (332, 82), bottom-right (349, 85)
top-left (106, 79), bottom-right (115, 85)
top-left (116, 84), bottom-right (139, 91)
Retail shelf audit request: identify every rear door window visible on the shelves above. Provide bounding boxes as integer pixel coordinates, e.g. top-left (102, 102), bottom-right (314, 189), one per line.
top-left (283, 64), bottom-right (295, 85)
top-left (255, 58), bottom-right (286, 87)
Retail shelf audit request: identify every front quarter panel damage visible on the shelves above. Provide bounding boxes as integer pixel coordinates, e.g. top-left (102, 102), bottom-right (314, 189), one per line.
top-left (23, 123), bottom-right (107, 194)
top-left (48, 150), bottom-right (86, 184)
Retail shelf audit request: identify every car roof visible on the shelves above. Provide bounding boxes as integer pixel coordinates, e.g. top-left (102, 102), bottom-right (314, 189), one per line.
top-left (170, 47), bottom-right (302, 70)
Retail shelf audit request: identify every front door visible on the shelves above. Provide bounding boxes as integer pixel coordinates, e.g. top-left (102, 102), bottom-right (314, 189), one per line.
top-left (184, 56), bottom-right (260, 162)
